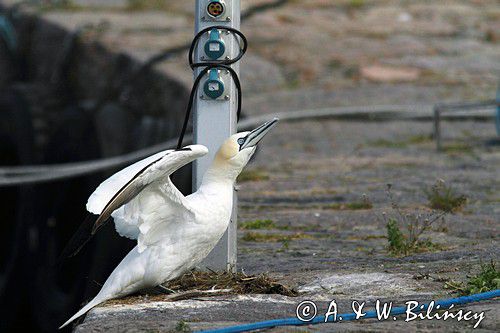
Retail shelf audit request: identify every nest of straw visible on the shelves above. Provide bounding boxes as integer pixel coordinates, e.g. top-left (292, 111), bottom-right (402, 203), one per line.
top-left (163, 270), bottom-right (298, 296)
top-left (104, 270), bottom-right (297, 305)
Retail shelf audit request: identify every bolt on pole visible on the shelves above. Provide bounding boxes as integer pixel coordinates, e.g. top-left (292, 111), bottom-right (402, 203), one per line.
top-left (193, 0), bottom-right (240, 272)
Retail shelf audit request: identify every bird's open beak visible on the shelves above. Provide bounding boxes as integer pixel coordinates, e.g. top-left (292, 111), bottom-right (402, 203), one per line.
top-left (240, 118), bottom-right (279, 150)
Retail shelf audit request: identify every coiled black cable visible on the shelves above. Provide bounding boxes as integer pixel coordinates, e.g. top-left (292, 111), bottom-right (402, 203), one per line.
top-left (188, 26), bottom-right (247, 68)
top-left (176, 26), bottom-right (247, 150)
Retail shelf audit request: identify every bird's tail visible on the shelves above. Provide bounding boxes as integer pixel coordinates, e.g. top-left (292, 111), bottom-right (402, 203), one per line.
top-left (59, 295), bottom-right (106, 329)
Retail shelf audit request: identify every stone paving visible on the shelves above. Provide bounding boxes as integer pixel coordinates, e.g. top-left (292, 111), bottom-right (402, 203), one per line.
top-left (3, 0), bottom-right (498, 332)
top-left (4, 0), bottom-right (499, 101)
top-left (76, 119), bottom-right (499, 332)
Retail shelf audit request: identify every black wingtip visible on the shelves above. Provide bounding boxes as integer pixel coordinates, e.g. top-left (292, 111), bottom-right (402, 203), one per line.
top-left (90, 214), bottom-right (111, 235)
top-left (57, 214), bottom-right (98, 265)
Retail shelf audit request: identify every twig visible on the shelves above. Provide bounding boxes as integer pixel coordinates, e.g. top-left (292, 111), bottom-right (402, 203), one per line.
top-left (162, 288), bottom-right (233, 302)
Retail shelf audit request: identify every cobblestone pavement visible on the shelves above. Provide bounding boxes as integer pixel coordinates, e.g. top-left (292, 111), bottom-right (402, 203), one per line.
top-left (76, 119), bottom-right (499, 332)
top-left (3, 0), bottom-right (498, 331)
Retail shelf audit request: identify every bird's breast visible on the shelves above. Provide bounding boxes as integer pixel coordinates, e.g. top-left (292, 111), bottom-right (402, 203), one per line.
top-left (189, 185), bottom-right (233, 226)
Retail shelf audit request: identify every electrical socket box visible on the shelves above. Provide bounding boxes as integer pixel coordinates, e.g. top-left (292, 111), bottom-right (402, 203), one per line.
top-left (202, 0), bottom-right (231, 22)
top-left (204, 28), bottom-right (226, 60)
top-left (201, 69), bottom-right (231, 101)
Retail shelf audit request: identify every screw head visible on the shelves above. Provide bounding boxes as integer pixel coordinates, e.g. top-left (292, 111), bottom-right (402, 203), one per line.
top-left (226, 16), bottom-right (231, 21)
top-left (224, 95), bottom-right (230, 100)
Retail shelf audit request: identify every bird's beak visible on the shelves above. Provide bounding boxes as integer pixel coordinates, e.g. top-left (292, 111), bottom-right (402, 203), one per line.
top-left (240, 118), bottom-right (279, 150)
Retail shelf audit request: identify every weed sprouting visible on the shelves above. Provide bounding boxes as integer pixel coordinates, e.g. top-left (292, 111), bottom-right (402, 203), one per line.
top-left (446, 261), bottom-right (500, 295)
top-left (175, 321), bottom-right (191, 333)
top-left (386, 218), bottom-right (406, 255)
top-left (383, 184), bottom-right (446, 256)
top-left (424, 180), bottom-right (467, 213)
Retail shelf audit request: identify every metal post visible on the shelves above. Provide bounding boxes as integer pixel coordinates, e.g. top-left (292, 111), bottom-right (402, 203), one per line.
top-left (193, 0), bottom-right (240, 272)
top-left (496, 84), bottom-right (500, 136)
top-left (433, 105), bottom-right (442, 151)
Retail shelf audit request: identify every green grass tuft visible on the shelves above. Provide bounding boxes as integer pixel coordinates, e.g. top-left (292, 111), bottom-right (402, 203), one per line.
top-left (175, 320), bottom-right (191, 332)
top-left (347, 0), bottom-right (365, 9)
top-left (237, 169), bottom-right (270, 182)
top-left (464, 261), bottom-right (500, 294)
top-left (370, 139), bottom-right (407, 148)
top-left (239, 219), bottom-right (276, 230)
top-left (407, 134), bottom-right (433, 144)
top-left (425, 181), bottom-right (467, 213)
top-left (126, 0), bottom-right (169, 11)
top-left (446, 261), bottom-right (500, 295)
top-left (344, 200), bottom-right (373, 210)
top-left (36, 0), bottom-right (84, 12)
top-left (442, 142), bottom-right (473, 154)
top-left (241, 232), bottom-right (311, 249)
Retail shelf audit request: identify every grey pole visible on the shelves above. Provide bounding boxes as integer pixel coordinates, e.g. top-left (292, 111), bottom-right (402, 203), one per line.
top-left (433, 105), bottom-right (442, 151)
top-left (193, 0), bottom-right (240, 272)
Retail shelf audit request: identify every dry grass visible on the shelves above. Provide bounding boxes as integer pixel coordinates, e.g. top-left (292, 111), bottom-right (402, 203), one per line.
top-left (104, 271), bottom-right (297, 306)
top-left (163, 270), bottom-right (298, 296)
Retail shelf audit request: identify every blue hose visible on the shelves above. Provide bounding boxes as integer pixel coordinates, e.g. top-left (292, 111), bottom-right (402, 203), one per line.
top-left (198, 289), bottom-right (500, 333)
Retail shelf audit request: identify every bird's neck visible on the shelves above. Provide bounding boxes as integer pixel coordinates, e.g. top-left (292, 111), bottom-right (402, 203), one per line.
top-left (200, 156), bottom-right (241, 187)
top-left (200, 165), bottom-right (237, 189)
top-left (195, 164), bottom-right (236, 207)
top-left (190, 159), bottom-right (239, 220)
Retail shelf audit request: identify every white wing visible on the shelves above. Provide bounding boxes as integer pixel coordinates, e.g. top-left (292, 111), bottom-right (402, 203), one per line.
top-left (85, 145), bottom-right (208, 244)
top-left (112, 176), bottom-right (196, 252)
top-left (86, 150), bottom-right (169, 215)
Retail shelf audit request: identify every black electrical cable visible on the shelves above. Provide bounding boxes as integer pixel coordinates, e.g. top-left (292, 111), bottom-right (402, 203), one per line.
top-left (176, 26), bottom-right (247, 150)
top-left (176, 64), bottom-right (242, 150)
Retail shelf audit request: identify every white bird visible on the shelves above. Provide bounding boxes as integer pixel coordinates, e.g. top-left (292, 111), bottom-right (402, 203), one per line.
top-left (60, 118), bottom-right (278, 329)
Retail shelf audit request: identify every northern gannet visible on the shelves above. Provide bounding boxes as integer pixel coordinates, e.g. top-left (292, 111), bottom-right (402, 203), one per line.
top-left (60, 118), bottom-right (278, 329)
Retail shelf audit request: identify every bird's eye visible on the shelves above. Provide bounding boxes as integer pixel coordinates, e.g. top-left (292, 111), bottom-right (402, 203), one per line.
top-left (237, 138), bottom-right (245, 145)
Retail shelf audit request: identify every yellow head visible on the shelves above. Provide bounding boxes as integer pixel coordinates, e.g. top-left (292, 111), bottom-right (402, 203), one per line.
top-left (209, 118), bottom-right (279, 181)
